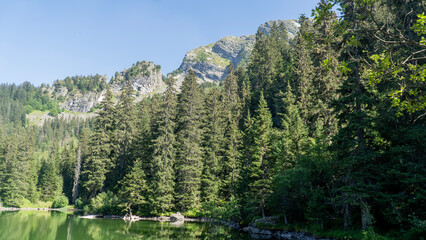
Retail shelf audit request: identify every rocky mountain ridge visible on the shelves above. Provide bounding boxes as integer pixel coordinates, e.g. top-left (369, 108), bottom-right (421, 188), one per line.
top-left (52, 61), bottom-right (165, 113)
top-left (169, 19), bottom-right (300, 85)
top-left (46, 19), bottom-right (300, 114)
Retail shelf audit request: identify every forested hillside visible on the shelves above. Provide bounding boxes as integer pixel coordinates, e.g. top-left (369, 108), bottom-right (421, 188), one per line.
top-left (0, 0), bottom-right (424, 239)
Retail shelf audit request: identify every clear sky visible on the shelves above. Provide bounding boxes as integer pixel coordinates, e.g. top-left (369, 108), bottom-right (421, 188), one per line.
top-left (0, 0), bottom-right (320, 86)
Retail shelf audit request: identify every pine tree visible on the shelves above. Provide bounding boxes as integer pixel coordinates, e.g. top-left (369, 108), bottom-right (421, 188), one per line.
top-left (292, 15), bottom-right (315, 126)
top-left (221, 65), bottom-right (242, 198)
top-left (0, 131), bottom-right (36, 206)
top-left (331, 0), bottom-right (377, 230)
top-left (236, 66), bottom-right (251, 128)
top-left (60, 141), bottom-right (77, 201)
top-left (118, 159), bottom-right (147, 216)
top-left (38, 154), bottom-right (62, 201)
top-left (82, 88), bottom-right (115, 198)
top-left (248, 22), bottom-right (293, 125)
top-left (280, 82), bottom-right (309, 165)
top-left (149, 77), bottom-right (177, 214)
top-left (311, 2), bottom-right (342, 137)
top-left (201, 87), bottom-right (223, 202)
top-left (110, 80), bottom-right (137, 187)
top-left (175, 70), bottom-right (204, 211)
top-left (241, 92), bottom-right (274, 218)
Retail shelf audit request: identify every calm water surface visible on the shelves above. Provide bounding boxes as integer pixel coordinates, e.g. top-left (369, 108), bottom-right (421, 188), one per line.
top-left (0, 211), bottom-right (255, 240)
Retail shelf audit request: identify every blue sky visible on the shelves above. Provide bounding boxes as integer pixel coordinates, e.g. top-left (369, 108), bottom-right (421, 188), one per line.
top-left (0, 0), bottom-right (320, 86)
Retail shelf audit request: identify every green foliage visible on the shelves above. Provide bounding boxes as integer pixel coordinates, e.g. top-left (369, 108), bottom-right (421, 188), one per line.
top-left (110, 61), bottom-right (160, 85)
top-left (82, 88), bottom-right (115, 198)
top-left (175, 70), bottom-right (205, 211)
top-left (51, 195), bottom-right (68, 208)
top-left (53, 74), bottom-right (107, 94)
top-left (88, 191), bottom-right (122, 215)
top-left (149, 78), bottom-right (177, 214)
top-left (118, 159), bottom-right (147, 215)
top-left (201, 196), bottom-right (240, 221)
top-left (0, 82), bottom-right (62, 127)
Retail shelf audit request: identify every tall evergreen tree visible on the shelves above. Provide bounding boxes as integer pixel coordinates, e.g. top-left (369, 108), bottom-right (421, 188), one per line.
top-left (221, 65), bottom-right (242, 198)
top-left (311, 1), bottom-right (342, 138)
top-left (249, 22), bottom-right (292, 125)
top-left (149, 77), bottom-right (178, 214)
top-left (0, 131), bottom-right (36, 206)
top-left (118, 159), bottom-right (147, 216)
top-left (241, 92), bottom-right (274, 218)
top-left (175, 70), bottom-right (204, 211)
top-left (292, 15), bottom-right (315, 126)
top-left (201, 87), bottom-right (224, 202)
top-left (110, 80), bottom-right (137, 187)
top-left (82, 88), bottom-right (115, 198)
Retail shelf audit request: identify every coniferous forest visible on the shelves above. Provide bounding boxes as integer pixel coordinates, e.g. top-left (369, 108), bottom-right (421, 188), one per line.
top-left (0, 1), bottom-right (425, 239)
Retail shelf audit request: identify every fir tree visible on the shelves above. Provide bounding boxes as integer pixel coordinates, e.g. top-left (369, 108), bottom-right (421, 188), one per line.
top-left (82, 88), bottom-right (115, 198)
top-left (221, 65), bottom-right (242, 198)
top-left (242, 92), bottom-right (274, 218)
top-left (175, 70), bottom-right (204, 211)
top-left (118, 159), bottom-right (147, 216)
top-left (201, 87), bottom-right (223, 203)
top-left (110, 80), bottom-right (137, 187)
top-left (149, 77), bottom-right (177, 214)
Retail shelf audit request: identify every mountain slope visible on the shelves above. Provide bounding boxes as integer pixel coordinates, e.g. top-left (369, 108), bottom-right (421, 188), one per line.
top-left (169, 19), bottom-right (301, 85)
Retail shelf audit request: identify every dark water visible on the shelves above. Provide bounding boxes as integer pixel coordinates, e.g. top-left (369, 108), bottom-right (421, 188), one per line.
top-left (0, 211), bottom-right (254, 240)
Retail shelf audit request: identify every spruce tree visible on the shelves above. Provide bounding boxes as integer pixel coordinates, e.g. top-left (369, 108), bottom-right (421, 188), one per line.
top-left (82, 88), bottom-right (115, 198)
top-left (280, 82), bottom-right (309, 165)
top-left (311, 2), bottom-right (342, 138)
top-left (201, 87), bottom-right (223, 203)
top-left (221, 65), bottom-right (242, 198)
top-left (175, 69), bottom-right (204, 211)
top-left (248, 22), bottom-right (293, 125)
top-left (110, 80), bottom-right (137, 187)
top-left (292, 15), bottom-right (315, 126)
top-left (149, 77), bottom-right (177, 214)
top-left (118, 159), bottom-right (147, 216)
top-left (0, 131), bottom-right (36, 206)
top-left (242, 92), bottom-right (274, 218)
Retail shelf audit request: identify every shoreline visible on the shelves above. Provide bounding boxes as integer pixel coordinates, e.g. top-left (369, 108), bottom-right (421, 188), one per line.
top-left (0, 207), bottom-right (81, 212)
top-left (0, 208), bottom-right (333, 239)
top-left (78, 214), bottom-right (333, 240)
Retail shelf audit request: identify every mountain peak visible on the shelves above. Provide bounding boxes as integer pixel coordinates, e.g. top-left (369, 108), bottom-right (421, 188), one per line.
top-left (169, 19), bottom-right (300, 85)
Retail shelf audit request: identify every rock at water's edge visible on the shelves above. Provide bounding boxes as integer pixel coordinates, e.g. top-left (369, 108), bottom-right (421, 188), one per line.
top-left (170, 212), bottom-right (185, 222)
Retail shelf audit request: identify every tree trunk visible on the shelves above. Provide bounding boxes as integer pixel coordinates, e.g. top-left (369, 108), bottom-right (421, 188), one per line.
top-left (283, 209), bottom-right (288, 224)
top-left (72, 146), bottom-right (82, 204)
top-left (343, 200), bottom-right (351, 230)
top-left (361, 201), bottom-right (373, 230)
top-left (260, 203), bottom-right (266, 219)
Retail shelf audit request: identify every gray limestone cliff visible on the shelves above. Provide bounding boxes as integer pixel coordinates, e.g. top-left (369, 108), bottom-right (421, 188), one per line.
top-left (110, 61), bottom-right (166, 99)
top-left (169, 19), bottom-right (300, 86)
top-left (62, 91), bottom-right (105, 113)
top-left (53, 61), bottom-right (165, 113)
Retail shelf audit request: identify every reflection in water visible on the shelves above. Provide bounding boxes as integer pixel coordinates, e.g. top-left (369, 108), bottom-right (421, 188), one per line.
top-left (0, 211), bottom-right (252, 240)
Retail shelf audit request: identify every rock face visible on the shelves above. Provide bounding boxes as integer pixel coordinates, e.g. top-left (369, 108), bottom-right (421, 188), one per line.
top-left (110, 61), bottom-right (166, 99)
top-left (62, 91), bottom-right (105, 113)
top-left (169, 19), bottom-right (300, 86)
top-left (51, 75), bottom-right (108, 113)
top-left (170, 212), bottom-right (185, 223)
top-left (53, 61), bottom-right (166, 113)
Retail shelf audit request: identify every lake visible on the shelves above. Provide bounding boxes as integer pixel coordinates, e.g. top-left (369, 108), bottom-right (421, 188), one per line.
top-left (0, 211), bottom-right (255, 240)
